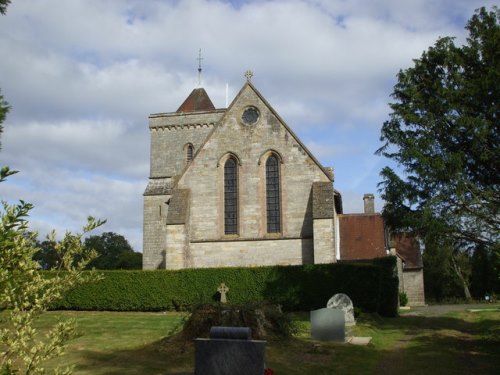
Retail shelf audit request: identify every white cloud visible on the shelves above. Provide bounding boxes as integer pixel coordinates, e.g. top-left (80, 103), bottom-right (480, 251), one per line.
top-left (0, 0), bottom-right (494, 251)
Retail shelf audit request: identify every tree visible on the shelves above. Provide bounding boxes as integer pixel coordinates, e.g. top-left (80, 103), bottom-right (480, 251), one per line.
top-left (377, 7), bottom-right (499, 299)
top-left (1, 167), bottom-right (105, 374)
top-left (0, 0), bottom-right (11, 148)
top-left (0, 91), bottom-right (9, 150)
top-left (0, 0), bottom-right (10, 15)
top-left (84, 232), bottom-right (142, 269)
top-left (33, 238), bottom-right (59, 270)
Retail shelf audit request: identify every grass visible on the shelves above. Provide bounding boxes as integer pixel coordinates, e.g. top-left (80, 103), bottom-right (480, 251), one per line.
top-left (1, 305), bottom-right (499, 374)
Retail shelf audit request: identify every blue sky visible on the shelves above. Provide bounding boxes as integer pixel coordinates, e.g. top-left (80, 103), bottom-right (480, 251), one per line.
top-left (0, 0), bottom-right (494, 250)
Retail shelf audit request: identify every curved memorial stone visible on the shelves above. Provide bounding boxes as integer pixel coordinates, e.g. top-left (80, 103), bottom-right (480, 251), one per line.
top-left (327, 293), bottom-right (355, 326)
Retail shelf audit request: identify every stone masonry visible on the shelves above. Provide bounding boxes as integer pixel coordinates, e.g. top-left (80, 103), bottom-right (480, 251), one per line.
top-left (143, 80), bottom-right (339, 269)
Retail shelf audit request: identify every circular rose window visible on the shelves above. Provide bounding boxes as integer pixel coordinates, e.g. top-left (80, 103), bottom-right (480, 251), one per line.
top-left (242, 106), bottom-right (259, 125)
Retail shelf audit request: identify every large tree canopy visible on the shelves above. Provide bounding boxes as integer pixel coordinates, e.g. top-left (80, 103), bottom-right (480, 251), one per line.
top-left (377, 7), bottom-right (499, 251)
top-left (84, 232), bottom-right (142, 269)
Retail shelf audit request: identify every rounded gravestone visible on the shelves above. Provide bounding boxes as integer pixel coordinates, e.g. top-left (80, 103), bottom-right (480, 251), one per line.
top-left (327, 293), bottom-right (355, 326)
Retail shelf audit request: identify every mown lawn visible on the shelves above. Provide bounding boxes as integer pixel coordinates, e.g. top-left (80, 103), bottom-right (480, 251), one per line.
top-left (1, 306), bottom-right (499, 374)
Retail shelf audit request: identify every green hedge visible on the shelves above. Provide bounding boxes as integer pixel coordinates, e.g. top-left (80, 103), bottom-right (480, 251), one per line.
top-left (373, 256), bottom-right (399, 317)
top-left (50, 257), bottom-right (398, 317)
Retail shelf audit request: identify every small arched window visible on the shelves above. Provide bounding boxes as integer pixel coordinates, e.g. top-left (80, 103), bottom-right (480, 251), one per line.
top-left (224, 158), bottom-right (238, 235)
top-left (186, 144), bottom-right (194, 162)
top-left (266, 155), bottom-right (280, 233)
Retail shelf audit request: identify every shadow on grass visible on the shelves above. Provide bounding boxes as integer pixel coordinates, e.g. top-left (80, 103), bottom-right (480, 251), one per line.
top-left (367, 313), bottom-right (500, 375)
top-left (72, 338), bottom-right (195, 375)
top-left (71, 313), bottom-right (499, 375)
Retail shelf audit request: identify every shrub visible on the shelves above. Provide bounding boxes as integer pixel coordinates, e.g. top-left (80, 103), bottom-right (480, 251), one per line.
top-left (179, 303), bottom-right (295, 341)
top-left (399, 292), bottom-right (408, 307)
top-left (51, 257), bottom-right (399, 317)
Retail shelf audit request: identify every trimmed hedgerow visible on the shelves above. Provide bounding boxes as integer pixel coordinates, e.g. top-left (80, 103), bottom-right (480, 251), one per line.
top-left (373, 256), bottom-right (399, 317)
top-left (50, 257), bottom-right (398, 316)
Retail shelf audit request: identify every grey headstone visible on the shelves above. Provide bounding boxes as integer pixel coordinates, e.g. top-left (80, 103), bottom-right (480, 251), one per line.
top-left (310, 308), bottom-right (345, 342)
top-left (327, 293), bottom-right (355, 325)
top-left (195, 326), bottom-right (266, 375)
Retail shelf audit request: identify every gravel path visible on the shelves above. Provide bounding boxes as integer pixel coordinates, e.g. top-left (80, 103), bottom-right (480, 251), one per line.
top-left (403, 303), bottom-right (500, 316)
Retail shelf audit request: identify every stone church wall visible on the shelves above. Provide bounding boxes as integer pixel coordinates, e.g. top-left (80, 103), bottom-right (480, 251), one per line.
top-left (143, 195), bottom-right (168, 269)
top-left (149, 110), bottom-right (223, 178)
top-left (190, 238), bottom-right (313, 268)
top-left (178, 85), bottom-right (331, 250)
top-left (313, 218), bottom-right (335, 263)
top-left (403, 269), bottom-right (425, 306)
top-left (144, 82), bottom-right (336, 270)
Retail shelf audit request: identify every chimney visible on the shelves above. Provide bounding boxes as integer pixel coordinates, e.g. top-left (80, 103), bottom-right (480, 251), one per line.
top-left (363, 193), bottom-right (375, 214)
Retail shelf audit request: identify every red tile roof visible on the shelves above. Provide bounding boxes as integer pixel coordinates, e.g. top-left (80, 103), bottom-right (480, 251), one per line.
top-left (339, 214), bottom-right (387, 260)
top-left (176, 87), bottom-right (215, 113)
top-left (392, 233), bottom-right (423, 269)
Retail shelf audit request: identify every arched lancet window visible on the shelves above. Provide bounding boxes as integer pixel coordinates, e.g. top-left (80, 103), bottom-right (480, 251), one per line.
top-left (224, 158), bottom-right (238, 235)
top-left (266, 155), bottom-right (280, 233)
top-left (186, 144), bottom-right (194, 162)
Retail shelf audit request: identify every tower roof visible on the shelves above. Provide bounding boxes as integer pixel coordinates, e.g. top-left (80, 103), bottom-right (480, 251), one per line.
top-left (176, 87), bottom-right (215, 113)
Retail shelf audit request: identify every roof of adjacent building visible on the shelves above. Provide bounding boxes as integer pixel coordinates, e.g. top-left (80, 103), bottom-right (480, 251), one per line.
top-left (176, 87), bottom-right (216, 113)
top-left (339, 214), bottom-right (387, 260)
top-left (392, 233), bottom-right (423, 269)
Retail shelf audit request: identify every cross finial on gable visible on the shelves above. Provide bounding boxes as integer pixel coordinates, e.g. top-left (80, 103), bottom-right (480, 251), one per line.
top-left (244, 69), bottom-right (253, 82)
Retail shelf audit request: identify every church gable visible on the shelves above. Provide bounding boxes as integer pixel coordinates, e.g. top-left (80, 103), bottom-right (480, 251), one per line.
top-left (178, 81), bottom-right (332, 186)
top-left (177, 80), bottom-right (333, 242)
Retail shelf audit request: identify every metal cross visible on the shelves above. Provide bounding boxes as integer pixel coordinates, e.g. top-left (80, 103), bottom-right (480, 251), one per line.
top-left (244, 69), bottom-right (253, 82)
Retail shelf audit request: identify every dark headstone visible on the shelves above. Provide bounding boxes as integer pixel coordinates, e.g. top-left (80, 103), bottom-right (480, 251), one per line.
top-left (209, 326), bottom-right (251, 340)
top-left (310, 308), bottom-right (345, 342)
top-left (195, 326), bottom-right (266, 375)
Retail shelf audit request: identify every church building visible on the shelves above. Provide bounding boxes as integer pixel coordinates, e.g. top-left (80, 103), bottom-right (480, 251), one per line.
top-left (142, 72), bottom-right (425, 305)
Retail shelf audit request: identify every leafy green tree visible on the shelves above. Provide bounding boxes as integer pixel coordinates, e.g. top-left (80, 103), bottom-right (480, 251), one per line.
top-left (0, 167), bottom-right (105, 374)
top-left (0, 91), bottom-right (9, 150)
top-left (377, 7), bottom-right (499, 299)
top-left (84, 232), bottom-right (142, 269)
top-left (470, 243), bottom-right (500, 298)
top-left (422, 236), bottom-right (472, 301)
top-left (33, 238), bottom-right (59, 270)
top-left (0, 0), bottom-right (11, 148)
top-left (0, 0), bottom-right (10, 15)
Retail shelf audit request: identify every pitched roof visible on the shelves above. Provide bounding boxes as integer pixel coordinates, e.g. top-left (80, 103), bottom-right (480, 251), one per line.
top-left (238, 81), bottom-right (333, 182)
top-left (174, 80), bottom-right (334, 189)
top-left (176, 87), bottom-right (215, 113)
top-left (392, 233), bottom-right (423, 269)
top-left (339, 214), bottom-right (387, 260)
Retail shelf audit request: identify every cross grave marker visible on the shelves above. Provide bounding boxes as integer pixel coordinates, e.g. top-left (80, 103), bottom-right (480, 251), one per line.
top-left (217, 282), bottom-right (229, 304)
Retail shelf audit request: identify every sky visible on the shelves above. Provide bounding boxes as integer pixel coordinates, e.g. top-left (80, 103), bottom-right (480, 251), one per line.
top-left (0, 0), bottom-right (495, 251)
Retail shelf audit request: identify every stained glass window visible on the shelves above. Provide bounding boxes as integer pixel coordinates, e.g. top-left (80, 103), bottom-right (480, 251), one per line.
top-left (224, 158), bottom-right (238, 235)
top-left (266, 156), bottom-right (280, 233)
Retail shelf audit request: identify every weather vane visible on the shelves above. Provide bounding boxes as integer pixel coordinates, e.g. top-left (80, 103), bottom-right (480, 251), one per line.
top-left (197, 48), bottom-right (203, 86)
